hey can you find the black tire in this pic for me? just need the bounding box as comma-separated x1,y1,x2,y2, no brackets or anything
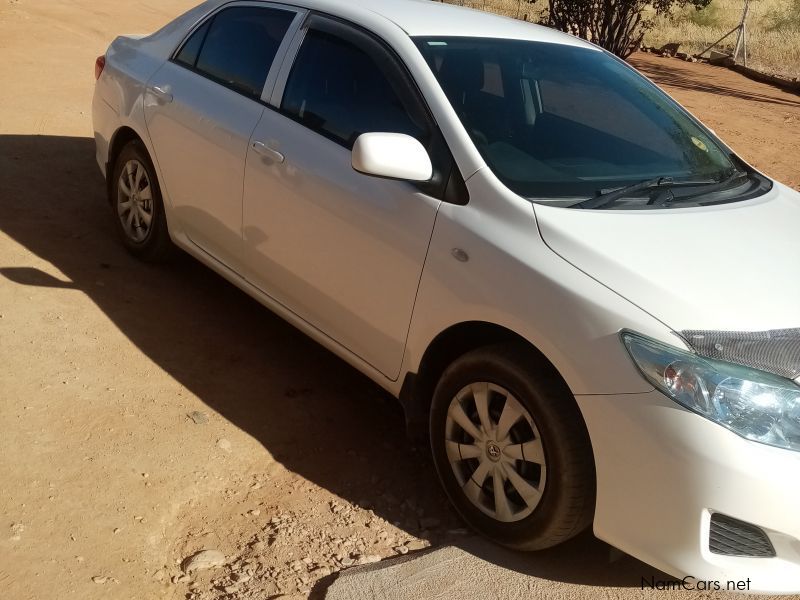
429,343,595,550
110,139,172,262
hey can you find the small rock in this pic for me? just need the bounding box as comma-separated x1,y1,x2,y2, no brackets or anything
181,549,226,573
217,438,232,453
404,539,428,551
91,576,107,584
361,554,381,564
393,546,409,555
248,509,261,517
9,523,24,541
312,566,332,577
188,411,208,425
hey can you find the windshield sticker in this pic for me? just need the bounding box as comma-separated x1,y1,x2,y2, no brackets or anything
691,136,709,152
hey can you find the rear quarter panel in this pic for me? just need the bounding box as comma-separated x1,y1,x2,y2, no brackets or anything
92,1,222,178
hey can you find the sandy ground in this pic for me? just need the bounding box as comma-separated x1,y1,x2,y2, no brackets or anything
1,2,799,600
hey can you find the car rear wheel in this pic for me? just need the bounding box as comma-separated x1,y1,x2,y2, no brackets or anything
429,344,595,550
111,140,171,261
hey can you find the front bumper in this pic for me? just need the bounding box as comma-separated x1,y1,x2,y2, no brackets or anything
577,389,800,594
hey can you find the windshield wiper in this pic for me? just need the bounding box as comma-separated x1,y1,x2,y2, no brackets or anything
571,177,682,210
651,168,749,207
570,171,746,210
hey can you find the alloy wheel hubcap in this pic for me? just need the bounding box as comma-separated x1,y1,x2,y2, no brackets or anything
485,441,502,462
117,159,153,243
445,382,547,522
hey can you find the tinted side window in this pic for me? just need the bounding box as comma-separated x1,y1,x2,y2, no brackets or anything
281,24,428,148
175,20,210,68
192,6,295,99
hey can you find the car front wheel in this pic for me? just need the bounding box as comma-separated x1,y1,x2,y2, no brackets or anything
429,344,595,550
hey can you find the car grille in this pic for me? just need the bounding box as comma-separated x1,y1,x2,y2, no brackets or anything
709,513,775,558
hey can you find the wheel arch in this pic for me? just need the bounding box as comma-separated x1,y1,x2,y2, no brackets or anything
400,321,572,438
106,126,146,202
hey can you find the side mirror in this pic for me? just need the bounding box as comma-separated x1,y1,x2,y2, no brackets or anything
352,133,433,182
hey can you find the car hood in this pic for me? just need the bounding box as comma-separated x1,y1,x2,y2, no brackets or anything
534,183,800,334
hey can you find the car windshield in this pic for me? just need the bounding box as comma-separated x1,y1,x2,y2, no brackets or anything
415,37,752,208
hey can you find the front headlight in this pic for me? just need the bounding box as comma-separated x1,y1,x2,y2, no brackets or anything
622,332,800,452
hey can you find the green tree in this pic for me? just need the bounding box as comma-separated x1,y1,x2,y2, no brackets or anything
545,0,712,58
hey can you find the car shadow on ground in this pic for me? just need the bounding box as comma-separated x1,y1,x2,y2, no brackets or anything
0,134,670,589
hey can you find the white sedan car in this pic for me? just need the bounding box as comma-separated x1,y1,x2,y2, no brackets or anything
92,0,800,591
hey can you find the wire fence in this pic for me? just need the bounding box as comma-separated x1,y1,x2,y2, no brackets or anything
438,0,800,78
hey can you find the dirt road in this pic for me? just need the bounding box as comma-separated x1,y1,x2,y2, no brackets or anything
1,2,799,600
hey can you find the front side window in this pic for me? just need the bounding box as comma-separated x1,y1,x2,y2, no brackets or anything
176,6,295,99
416,37,766,209
281,19,429,149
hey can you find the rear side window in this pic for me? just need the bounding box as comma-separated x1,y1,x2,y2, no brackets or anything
176,6,295,99
280,20,429,148
175,20,210,68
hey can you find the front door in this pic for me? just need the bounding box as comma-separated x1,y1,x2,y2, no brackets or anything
242,15,448,379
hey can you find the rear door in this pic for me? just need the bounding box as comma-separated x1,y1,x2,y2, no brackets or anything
144,3,303,272
241,15,454,379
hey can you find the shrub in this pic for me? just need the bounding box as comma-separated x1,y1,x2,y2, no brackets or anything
686,2,721,26
545,0,713,57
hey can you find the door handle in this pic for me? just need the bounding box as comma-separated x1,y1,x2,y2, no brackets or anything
149,85,173,104
252,141,285,164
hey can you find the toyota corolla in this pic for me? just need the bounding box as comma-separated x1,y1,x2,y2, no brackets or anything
92,0,800,591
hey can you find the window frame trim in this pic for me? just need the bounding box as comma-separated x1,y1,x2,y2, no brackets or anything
271,13,434,150
268,11,464,201
169,1,308,105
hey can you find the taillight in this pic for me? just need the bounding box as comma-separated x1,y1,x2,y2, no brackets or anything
95,55,106,80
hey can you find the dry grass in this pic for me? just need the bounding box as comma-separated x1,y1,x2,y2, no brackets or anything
439,0,544,20
646,0,800,77
440,0,800,77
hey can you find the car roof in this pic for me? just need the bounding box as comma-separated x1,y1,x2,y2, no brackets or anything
338,0,590,45
201,0,594,48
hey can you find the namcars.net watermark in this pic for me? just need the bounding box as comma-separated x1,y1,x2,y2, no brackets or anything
642,576,752,592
